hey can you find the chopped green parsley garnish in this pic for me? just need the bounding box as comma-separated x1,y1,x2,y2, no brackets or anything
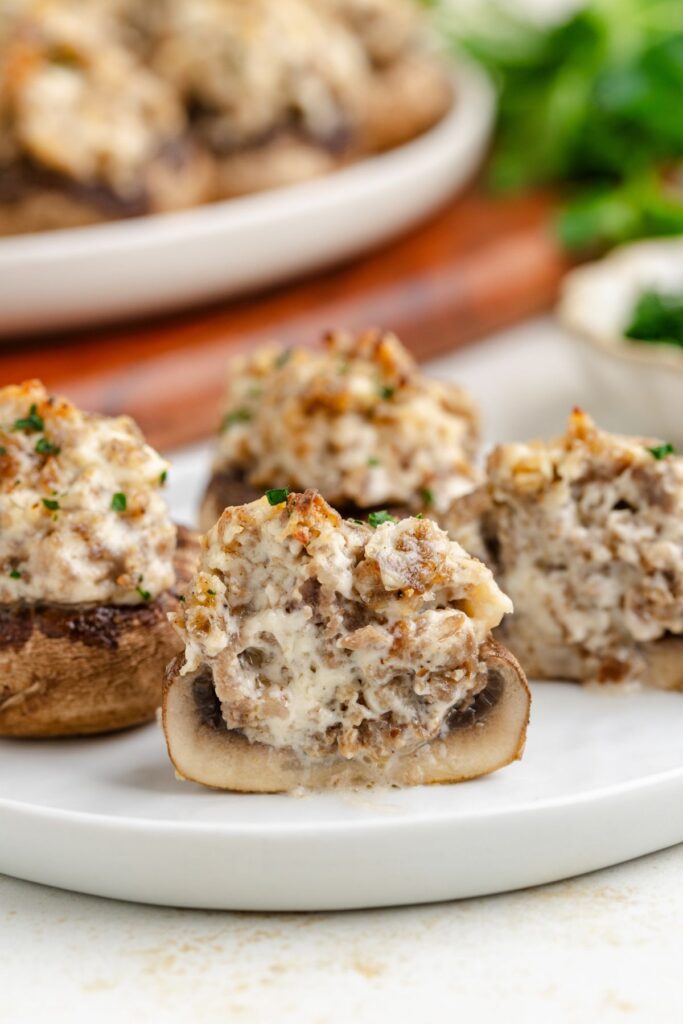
136,585,151,602
350,518,364,526
377,385,395,400
13,404,44,433
646,443,677,460
367,456,381,466
0,446,6,456
41,498,59,511
9,569,21,579
159,470,167,485
111,492,127,512
420,488,434,506
35,437,60,456
207,589,216,596
275,349,292,369
265,487,290,506
368,510,397,528
414,513,424,519
220,408,252,432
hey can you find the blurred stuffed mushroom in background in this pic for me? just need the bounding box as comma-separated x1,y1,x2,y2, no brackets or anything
200,329,481,532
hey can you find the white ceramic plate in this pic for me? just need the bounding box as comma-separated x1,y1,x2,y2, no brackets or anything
0,60,493,337
1,327,682,911
1,684,682,911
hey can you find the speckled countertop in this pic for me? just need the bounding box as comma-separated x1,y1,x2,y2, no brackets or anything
3,845,682,1022
2,318,680,1021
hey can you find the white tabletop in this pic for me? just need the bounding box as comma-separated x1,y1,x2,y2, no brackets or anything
3,317,680,1022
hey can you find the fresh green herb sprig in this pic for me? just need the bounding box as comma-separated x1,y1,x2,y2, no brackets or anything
13,404,44,433
265,487,290,506
368,510,397,528
41,498,60,511
438,0,683,252
647,442,677,460
111,492,127,512
35,437,60,456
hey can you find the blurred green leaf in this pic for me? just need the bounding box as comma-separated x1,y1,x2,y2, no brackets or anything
432,0,683,251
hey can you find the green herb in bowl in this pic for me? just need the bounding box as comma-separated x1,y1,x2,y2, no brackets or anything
625,290,683,347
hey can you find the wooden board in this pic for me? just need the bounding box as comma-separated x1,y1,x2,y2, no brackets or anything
0,187,569,450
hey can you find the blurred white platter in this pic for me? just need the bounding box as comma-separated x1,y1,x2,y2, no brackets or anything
0,60,493,338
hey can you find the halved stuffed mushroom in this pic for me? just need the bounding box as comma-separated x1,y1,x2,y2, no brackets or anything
0,380,198,736
447,410,683,690
200,329,480,531
164,490,529,791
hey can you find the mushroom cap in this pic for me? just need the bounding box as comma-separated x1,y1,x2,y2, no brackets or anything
0,525,200,737
162,638,530,792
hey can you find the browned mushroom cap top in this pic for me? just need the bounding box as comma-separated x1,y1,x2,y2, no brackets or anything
170,490,513,764
211,329,480,515
0,379,175,606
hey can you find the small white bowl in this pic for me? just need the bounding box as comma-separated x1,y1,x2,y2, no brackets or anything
558,239,683,445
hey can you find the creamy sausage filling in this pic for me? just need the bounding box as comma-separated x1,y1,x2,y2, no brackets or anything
172,491,512,764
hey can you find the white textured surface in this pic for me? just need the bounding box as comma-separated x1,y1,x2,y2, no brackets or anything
2,318,680,1016
2,847,682,1023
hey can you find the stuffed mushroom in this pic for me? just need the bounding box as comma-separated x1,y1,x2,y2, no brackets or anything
0,0,212,235
448,410,683,690
200,329,480,531
146,0,452,198
163,489,529,791
0,380,198,736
